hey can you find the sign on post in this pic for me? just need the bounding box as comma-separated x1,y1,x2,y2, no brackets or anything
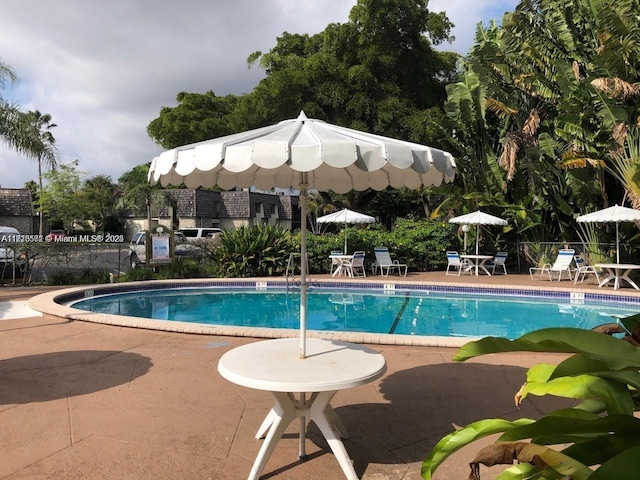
147,226,174,266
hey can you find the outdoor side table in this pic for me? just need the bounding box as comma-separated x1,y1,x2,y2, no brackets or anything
460,254,493,276
595,263,640,290
218,338,387,480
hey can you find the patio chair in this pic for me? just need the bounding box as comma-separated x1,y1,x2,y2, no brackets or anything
371,247,408,277
484,252,508,275
343,251,366,277
573,255,601,285
529,248,575,281
446,251,472,276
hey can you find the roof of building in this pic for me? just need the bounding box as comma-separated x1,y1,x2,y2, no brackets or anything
0,188,34,216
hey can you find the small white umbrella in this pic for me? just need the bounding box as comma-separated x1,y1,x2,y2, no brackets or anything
149,111,456,358
576,204,640,263
316,208,376,254
449,210,508,255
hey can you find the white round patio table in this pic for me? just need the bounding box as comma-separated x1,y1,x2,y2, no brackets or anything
595,263,640,290
218,337,387,480
460,254,494,276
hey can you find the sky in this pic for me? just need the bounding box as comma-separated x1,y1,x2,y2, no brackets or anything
0,0,518,189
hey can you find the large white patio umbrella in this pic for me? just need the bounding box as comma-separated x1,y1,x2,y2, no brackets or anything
316,208,376,254
576,204,640,263
449,210,508,255
149,111,456,358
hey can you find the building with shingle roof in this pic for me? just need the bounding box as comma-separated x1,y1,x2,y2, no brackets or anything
0,188,37,233
124,189,300,238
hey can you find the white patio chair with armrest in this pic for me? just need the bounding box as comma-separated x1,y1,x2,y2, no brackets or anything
372,247,408,277
529,248,575,281
446,251,472,276
484,252,508,275
342,251,366,277
573,255,601,285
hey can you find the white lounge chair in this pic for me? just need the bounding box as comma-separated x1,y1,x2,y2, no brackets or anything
446,251,472,276
485,252,508,275
529,249,575,281
372,247,408,277
573,255,601,284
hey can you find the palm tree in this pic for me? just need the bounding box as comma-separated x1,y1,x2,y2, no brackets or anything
21,110,58,235
0,60,25,154
117,164,175,232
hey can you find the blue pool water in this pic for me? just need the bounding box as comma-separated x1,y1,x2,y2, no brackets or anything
70,287,640,339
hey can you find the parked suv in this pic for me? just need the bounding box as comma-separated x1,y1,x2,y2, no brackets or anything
177,227,223,243
129,231,199,268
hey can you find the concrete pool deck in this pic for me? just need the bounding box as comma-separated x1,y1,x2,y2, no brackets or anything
0,272,637,479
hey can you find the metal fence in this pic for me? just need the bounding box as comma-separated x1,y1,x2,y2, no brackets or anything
1,242,132,285
516,241,621,273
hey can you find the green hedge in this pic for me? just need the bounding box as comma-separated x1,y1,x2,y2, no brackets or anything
305,218,457,274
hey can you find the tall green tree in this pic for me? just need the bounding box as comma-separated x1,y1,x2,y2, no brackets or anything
39,160,84,233
21,110,58,235
487,0,640,204
0,60,23,152
146,91,240,149
442,0,640,249
82,175,117,232
117,164,175,232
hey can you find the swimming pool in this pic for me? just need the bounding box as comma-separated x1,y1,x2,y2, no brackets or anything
68,284,640,340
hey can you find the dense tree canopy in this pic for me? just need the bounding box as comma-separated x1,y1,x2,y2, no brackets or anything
440,0,640,250
144,0,640,257
147,0,458,150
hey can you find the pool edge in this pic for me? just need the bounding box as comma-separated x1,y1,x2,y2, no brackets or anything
28,277,640,348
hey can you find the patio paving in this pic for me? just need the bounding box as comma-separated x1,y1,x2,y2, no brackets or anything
0,272,636,479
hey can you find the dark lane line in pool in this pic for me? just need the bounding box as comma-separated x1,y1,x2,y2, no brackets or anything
388,293,411,334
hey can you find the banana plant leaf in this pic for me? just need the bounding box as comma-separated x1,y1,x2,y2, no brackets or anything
421,418,535,479
454,328,640,371
563,432,640,467
500,413,640,442
517,374,634,415
589,446,640,480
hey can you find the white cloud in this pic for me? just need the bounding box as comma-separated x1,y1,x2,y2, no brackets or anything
0,0,517,189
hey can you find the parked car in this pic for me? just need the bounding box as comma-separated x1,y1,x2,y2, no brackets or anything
48,230,66,241
177,227,223,243
129,231,200,268
0,226,19,263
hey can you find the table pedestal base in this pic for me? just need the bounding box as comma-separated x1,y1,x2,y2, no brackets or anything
249,390,357,480
598,272,640,290
596,264,640,290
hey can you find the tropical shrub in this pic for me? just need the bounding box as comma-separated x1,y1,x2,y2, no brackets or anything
213,224,295,277
156,259,213,279
306,218,457,274
47,268,111,285
120,266,155,282
422,315,640,479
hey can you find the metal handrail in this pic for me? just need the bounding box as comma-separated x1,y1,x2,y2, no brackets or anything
285,253,295,291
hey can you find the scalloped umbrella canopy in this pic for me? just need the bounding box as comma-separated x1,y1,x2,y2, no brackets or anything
316,208,376,254
149,111,456,358
449,210,508,255
576,204,640,263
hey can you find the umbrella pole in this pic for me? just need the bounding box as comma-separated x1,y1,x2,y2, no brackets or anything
298,182,309,460
616,222,620,264
475,225,479,255
344,218,348,254
299,184,308,360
